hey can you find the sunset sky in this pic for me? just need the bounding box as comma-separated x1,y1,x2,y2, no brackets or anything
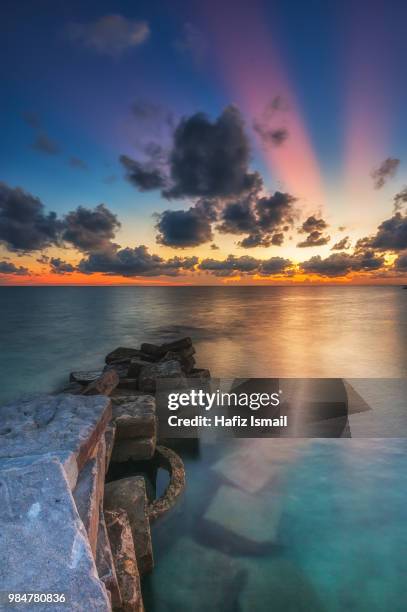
1,0,407,284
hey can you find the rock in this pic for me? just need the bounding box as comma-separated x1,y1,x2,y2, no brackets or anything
111,438,155,462
70,370,103,385
73,439,106,557
103,362,129,379
138,359,187,393
204,485,282,545
104,425,116,471
96,505,122,609
140,342,166,360
117,378,139,391
0,457,111,611
160,350,196,374
148,446,186,522
105,509,144,612
82,369,119,396
104,477,153,575
146,536,244,612
112,395,156,439
189,368,211,380
127,358,154,379
105,347,142,364
0,394,112,478
161,336,193,352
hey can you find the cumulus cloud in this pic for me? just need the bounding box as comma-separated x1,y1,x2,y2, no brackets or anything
199,254,292,277
357,212,407,252
395,251,407,271
331,236,351,250
164,106,261,199
297,215,330,248
120,154,167,191
49,257,76,274
0,260,30,275
66,14,150,57
300,251,385,277
370,157,400,189
32,133,60,155
393,187,407,212
298,231,330,248
78,245,197,277
0,182,60,252
61,204,121,253
253,122,288,147
155,200,217,248
218,191,297,248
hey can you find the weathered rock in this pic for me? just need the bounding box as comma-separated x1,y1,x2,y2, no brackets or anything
160,350,196,374
104,477,153,575
73,439,106,557
105,347,141,364
70,370,103,384
140,342,166,360
104,424,116,471
138,359,187,393
204,485,282,545
161,336,193,352
105,509,144,612
111,437,155,462
96,504,122,609
112,395,156,439
82,368,119,396
0,457,111,611
103,362,129,379
148,446,186,522
117,378,139,390
0,394,112,478
127,358,154,379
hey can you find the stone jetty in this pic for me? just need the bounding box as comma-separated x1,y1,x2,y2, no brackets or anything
0,337,202,611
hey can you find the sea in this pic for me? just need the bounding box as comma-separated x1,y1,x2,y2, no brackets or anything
0,285,406,611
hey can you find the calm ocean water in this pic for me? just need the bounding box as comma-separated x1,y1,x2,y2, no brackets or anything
1,286,406,611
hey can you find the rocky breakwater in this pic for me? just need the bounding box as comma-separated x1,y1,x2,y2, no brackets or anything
0,337,205,611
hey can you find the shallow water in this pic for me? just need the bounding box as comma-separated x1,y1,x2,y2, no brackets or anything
0,286,406,611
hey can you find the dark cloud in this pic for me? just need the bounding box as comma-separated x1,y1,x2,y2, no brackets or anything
0,182,60,252
331,236,351,250
298,231,331,248
210,243,220,250
370,157,400,189
218,191,297,248
164,106,261,199
69,157,88,170
66,15,150,57
155,200,217,248
22,112,41,128
395,252,407,271
253,96,289,148
253,122,288,147
0,261,30,276
393,187,407,212
78,245,197,277
36,254,49,264
120,154,167,191
300,216,328,233
199,254,292,277
49,257,76,274
297,215,330,247
61,204,121,253
32,133,60,155
358,212,407,251
300,251,385,277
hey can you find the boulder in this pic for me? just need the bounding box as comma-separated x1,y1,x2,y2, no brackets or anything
138,359,187,393
104,425,116,471
111,437,155,462
73,438,106,557
103,362,129,379
0,394,112,478
140,342,166,360
160,350,196,374
0,457,111,611
105,347,142,364
105,509,144,612
112,395,156,440
96,505,122,609
82,369,119,396
127,358,154,379
161,336,193,352
117,378,139,391
70,370,103,384
104,477,153,575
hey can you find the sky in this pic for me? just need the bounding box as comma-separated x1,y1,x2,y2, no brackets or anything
1,0,407,285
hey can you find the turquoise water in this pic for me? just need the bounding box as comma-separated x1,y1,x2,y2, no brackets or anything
0,286,406,611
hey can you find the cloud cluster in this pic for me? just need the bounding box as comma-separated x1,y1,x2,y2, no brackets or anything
331,236,351,250
370,158,400,189
300,251,384,277
297,216,330,248
199,255,292,277
66,15,150,57
0,261,30,276
155,200,218,247
253,97,289,148
78,245,197,277
120,154,167,191
49,258,76,275
357,212,407,252
61,204,121,254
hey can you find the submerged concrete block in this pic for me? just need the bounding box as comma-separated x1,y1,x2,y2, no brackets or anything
0,457,110,611
112,395,156,439
111,438,155,462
